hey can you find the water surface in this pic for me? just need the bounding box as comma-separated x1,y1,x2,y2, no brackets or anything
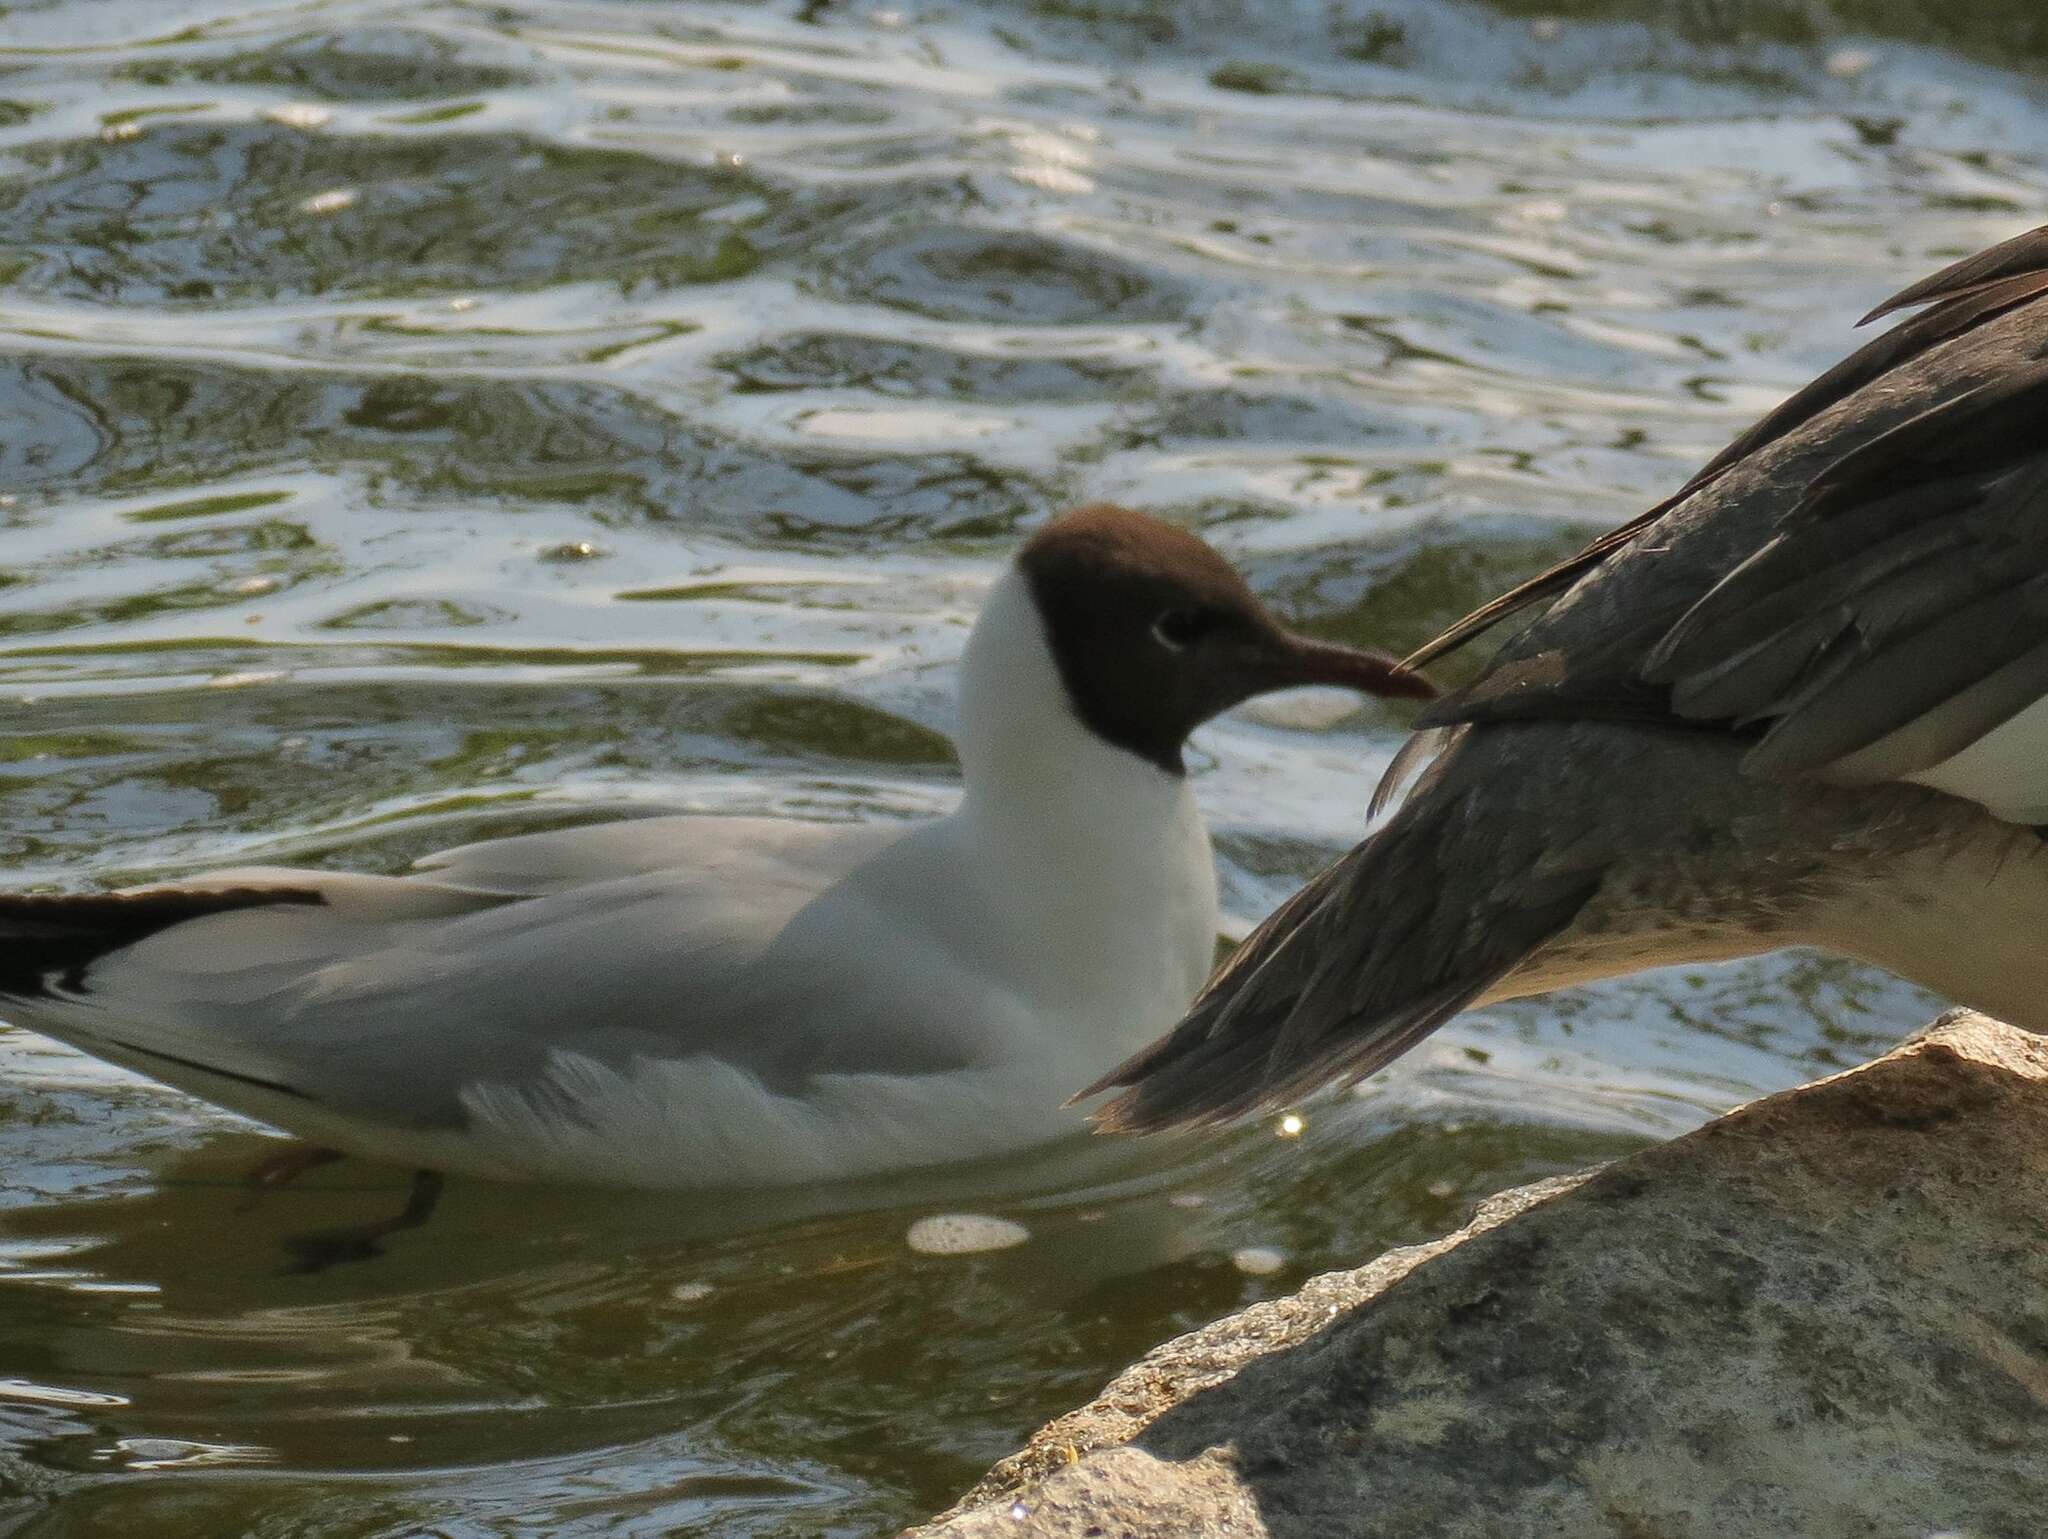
0,1,2040,1533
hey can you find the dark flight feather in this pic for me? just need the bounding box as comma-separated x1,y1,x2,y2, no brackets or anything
1103,225,2048,1131
0,887,324,1000
1401,230,2048,675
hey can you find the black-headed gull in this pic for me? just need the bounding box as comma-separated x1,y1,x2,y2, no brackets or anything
0,505,1430,1194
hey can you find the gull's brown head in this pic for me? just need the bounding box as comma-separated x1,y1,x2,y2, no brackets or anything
1014,504,1435,774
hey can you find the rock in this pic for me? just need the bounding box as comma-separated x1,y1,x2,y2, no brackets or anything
913,1011,2048,1538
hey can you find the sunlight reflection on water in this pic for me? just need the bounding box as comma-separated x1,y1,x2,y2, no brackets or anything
0,0,2035,1530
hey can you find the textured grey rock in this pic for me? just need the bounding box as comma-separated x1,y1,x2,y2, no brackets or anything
914,1011,2048,1539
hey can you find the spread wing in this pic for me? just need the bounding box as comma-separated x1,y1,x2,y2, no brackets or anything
1091,223,2048,1132
1403,223,2048,677
1401,222,2048,818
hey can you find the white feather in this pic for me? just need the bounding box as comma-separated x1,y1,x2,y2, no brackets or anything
1904,693,2048,823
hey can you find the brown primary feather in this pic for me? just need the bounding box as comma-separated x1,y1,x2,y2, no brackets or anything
1401,227,2048,676
1088,728,1604,1131
1858,222,2048,323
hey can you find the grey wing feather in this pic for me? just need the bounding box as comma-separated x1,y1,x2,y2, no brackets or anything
412,813,893,895
1416,255,2048,761
1367,726,1454,818
6,815,944,1130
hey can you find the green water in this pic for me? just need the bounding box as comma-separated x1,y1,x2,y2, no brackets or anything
0,0,2034,1532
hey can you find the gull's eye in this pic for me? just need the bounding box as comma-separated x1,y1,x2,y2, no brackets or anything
1152,608,1213,652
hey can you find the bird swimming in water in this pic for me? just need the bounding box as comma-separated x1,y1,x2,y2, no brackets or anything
0,506,1430,1215
1087,223,2048,1132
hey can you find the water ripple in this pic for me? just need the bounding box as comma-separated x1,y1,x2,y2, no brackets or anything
0,0,2038,1531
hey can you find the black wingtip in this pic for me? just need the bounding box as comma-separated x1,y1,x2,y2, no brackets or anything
0,885,324,999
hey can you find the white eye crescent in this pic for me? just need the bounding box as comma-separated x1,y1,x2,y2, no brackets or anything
1152,609,1204,651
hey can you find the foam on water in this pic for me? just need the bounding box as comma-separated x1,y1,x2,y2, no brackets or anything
906,1214,1033,1256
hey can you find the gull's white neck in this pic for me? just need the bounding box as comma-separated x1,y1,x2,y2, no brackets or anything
956,570,1191,833
943,568,1219,1053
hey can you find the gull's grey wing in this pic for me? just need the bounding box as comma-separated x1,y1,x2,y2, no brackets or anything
411,812,896,895
2,813,968,1132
